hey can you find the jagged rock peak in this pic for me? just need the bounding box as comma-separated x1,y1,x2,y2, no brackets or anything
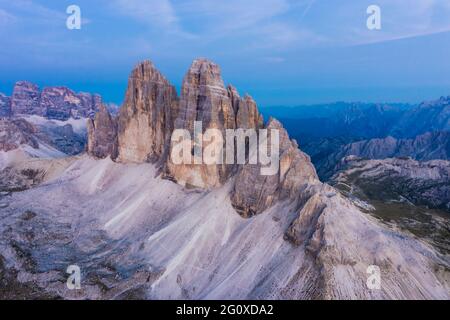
185,58,225,88
167,59,235,188
9,81,102,120
117,60,178,163
87,104,118,159
128,60,171,85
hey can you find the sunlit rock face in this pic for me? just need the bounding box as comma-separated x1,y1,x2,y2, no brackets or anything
117,61,178,163
87,104,118,159
165,59,236,188
166,59,267,189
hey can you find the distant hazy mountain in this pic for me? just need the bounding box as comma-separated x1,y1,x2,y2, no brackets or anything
261,102,410,140
391,96,450,138
316,131,450,180
264,97,450,180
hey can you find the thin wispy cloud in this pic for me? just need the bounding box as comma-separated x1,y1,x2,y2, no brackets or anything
0,8,16,26
114,0,178,27
1,0,449,105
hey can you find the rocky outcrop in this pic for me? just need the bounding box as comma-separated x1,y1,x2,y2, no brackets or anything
40,124,85,156
236,95,264,129
8,81,102,120
42,87,101,121
11,81,43,116
117,61,178,163
331,156,450,212
166,59,266,188
0,118,38,152
231,118,318,217
166,59,236,188
87,105,118,159
0,93,11,118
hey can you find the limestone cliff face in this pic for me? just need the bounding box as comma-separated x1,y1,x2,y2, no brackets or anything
87,104,118,159
166,59,237,188
117,61,178,163
42,87,101,121
165,59,267,188
231,118,319,217
236,94,264,129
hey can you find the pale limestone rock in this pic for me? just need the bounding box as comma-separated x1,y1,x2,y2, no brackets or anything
117,60,178,163
167,59,236,188
235,95,264,129
231,118,318,217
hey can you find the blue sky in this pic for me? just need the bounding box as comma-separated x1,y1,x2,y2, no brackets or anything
1,0,450,106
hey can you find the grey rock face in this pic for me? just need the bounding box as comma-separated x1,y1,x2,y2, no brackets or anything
0,118,38,152
41,87,78,120
35,123,86,156
87,105,118,159
42,87,102,121
166,59,266,188
166,59,236,188
9,81,102,120
76,92,102,119
117,61,178,163
231,118,318,217
11,81,42,116
0,93,11,118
